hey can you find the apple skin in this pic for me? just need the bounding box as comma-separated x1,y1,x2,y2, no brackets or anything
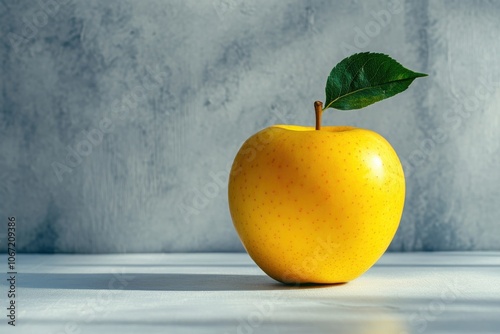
228,125,405,284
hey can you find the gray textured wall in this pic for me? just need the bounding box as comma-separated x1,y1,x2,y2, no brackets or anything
1,0,499,253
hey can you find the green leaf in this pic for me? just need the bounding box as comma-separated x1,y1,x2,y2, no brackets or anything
324,52,427,110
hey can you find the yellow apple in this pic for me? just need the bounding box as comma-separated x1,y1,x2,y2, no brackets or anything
228,123,405,284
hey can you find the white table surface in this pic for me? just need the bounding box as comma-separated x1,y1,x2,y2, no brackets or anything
1,252,499,334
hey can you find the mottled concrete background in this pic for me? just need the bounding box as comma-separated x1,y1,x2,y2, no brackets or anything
1,0,499,253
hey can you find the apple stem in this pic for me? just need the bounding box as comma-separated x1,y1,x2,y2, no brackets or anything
314,101,323,130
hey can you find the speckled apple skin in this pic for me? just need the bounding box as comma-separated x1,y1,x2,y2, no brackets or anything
228,125,405,284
